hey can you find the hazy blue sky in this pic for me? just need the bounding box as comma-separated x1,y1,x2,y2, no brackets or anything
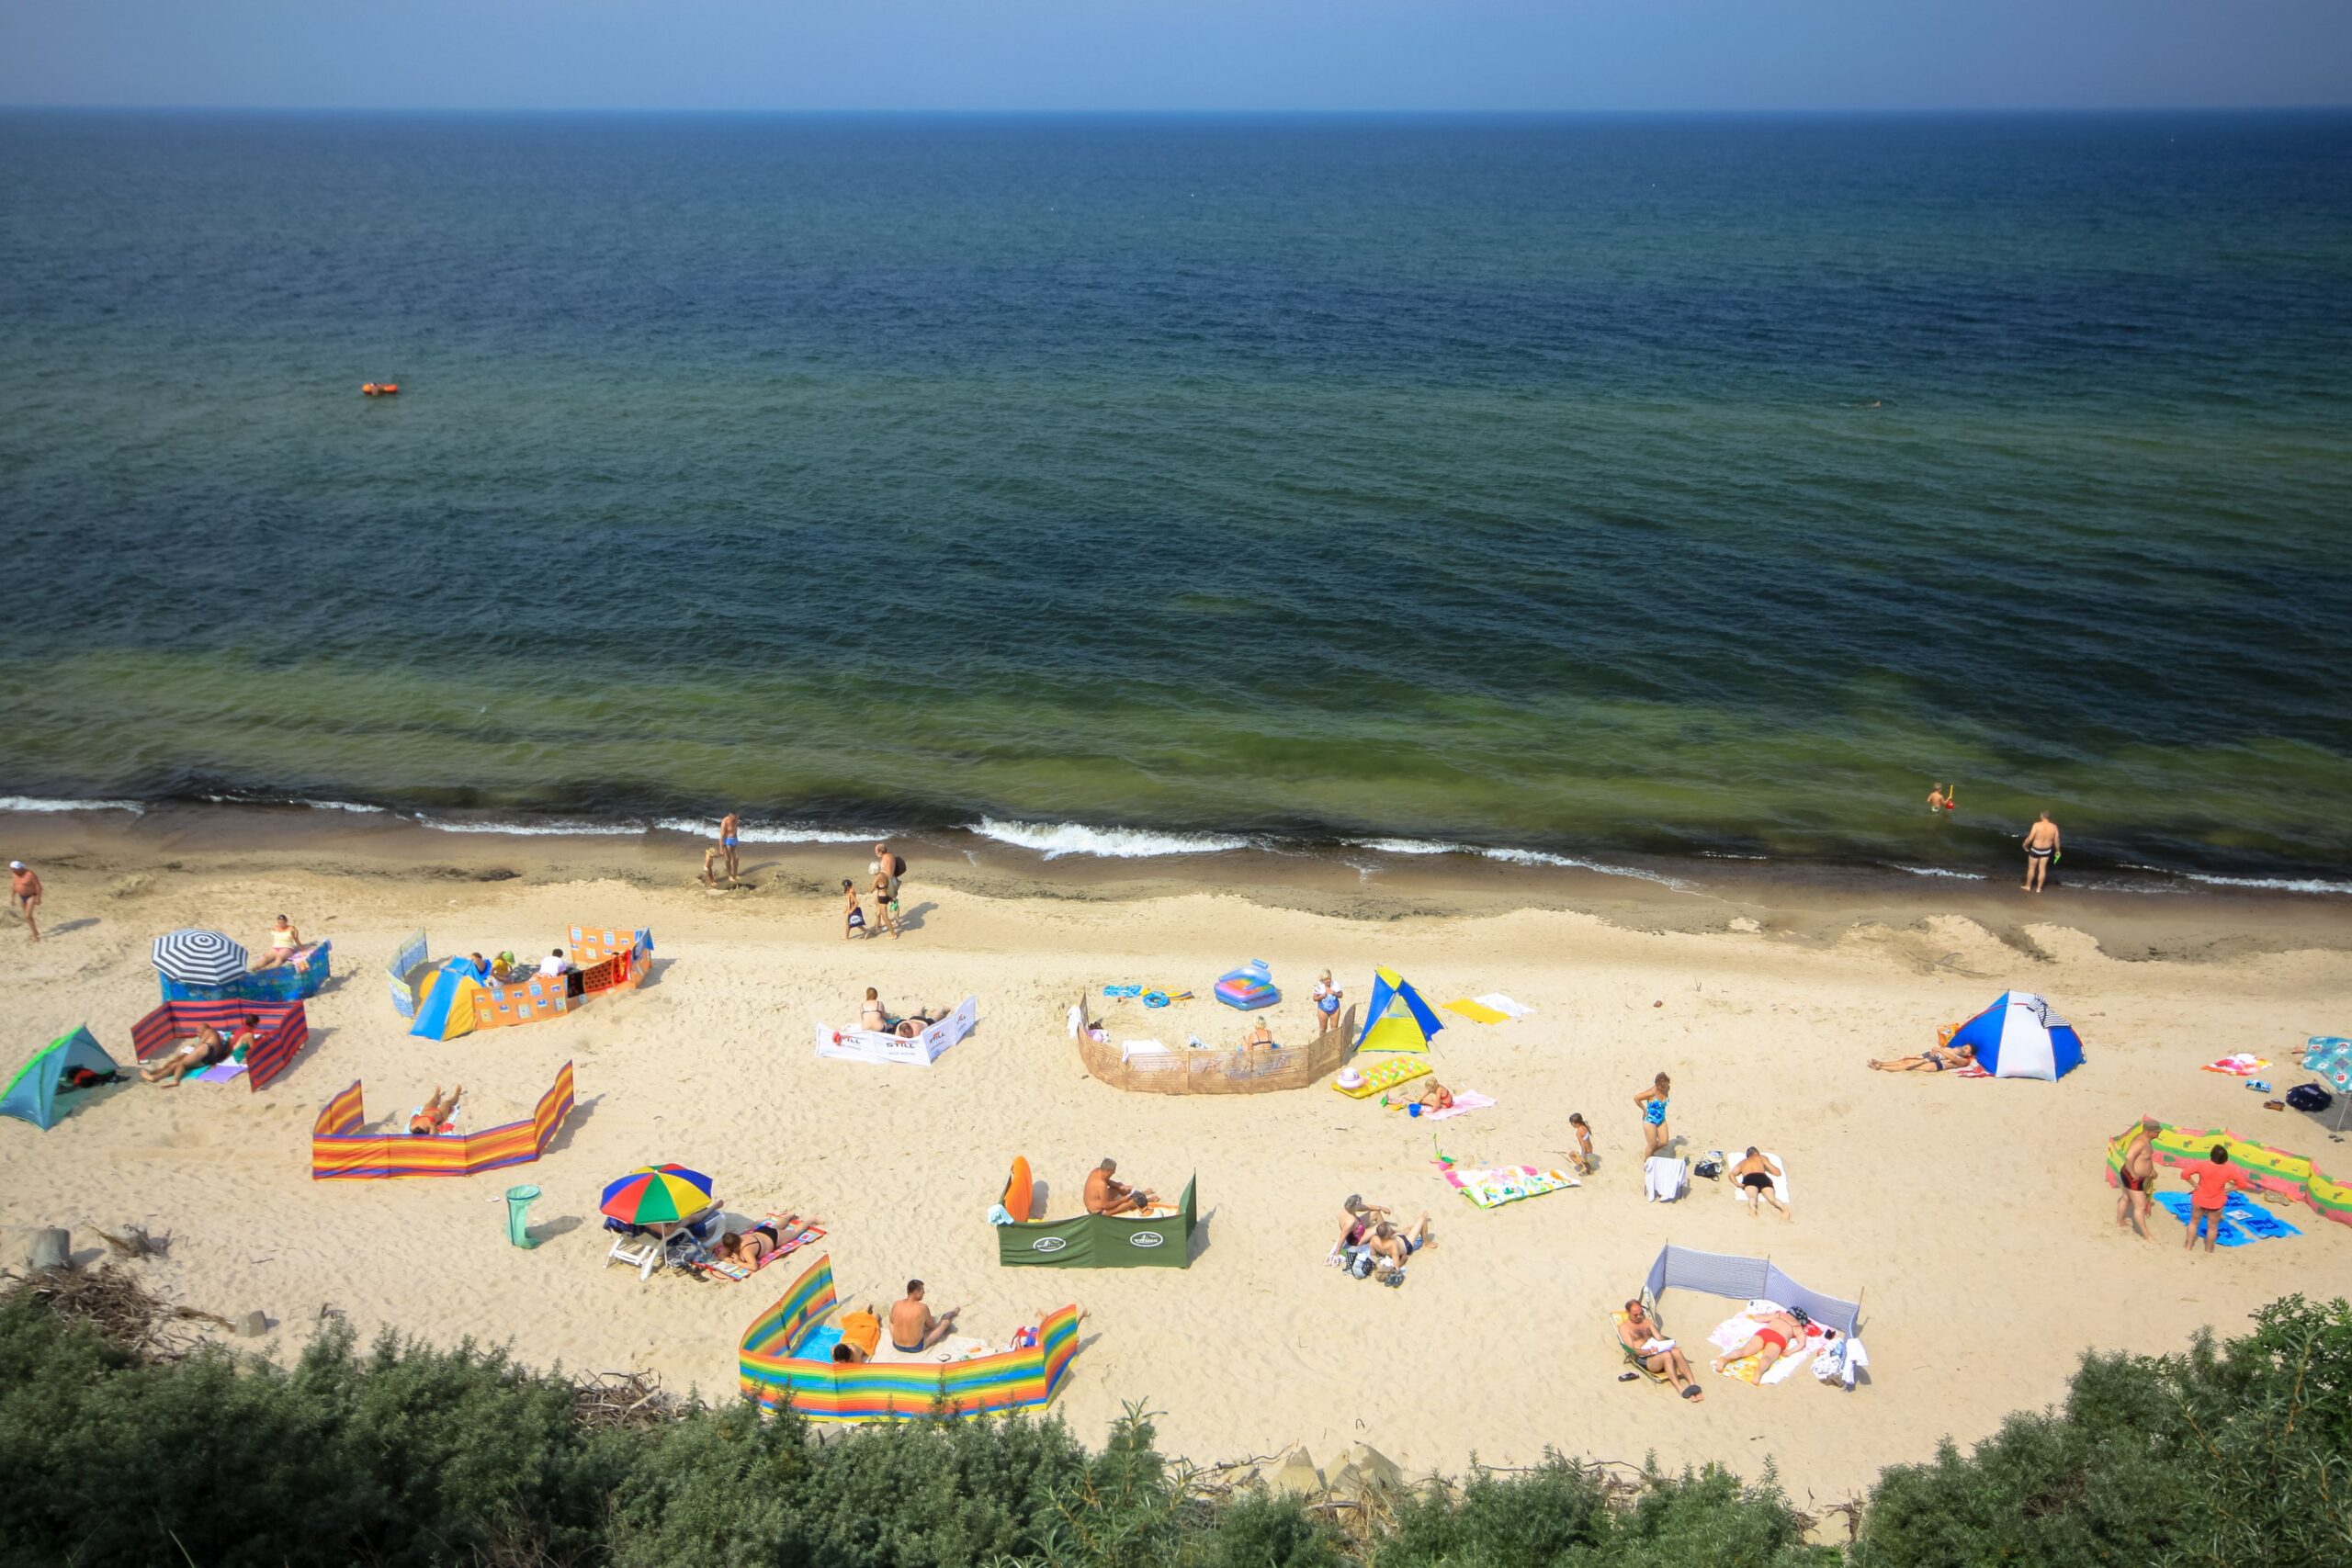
5,1,2349,113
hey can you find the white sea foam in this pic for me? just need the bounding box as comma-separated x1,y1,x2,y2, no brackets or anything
1345,837,1463,855
969,818,1252,859
653,818,887,845
1887,864,1988,881
413,816,647,838
2177,872,2352,897
1474,847,1695,890
297,798,387,814
0,795,144,815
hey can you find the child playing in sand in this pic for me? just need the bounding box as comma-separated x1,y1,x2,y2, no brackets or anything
1566,1111,1597,1175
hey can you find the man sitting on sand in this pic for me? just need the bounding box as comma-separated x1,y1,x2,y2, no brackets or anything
888,1280,958,1354
409,1084,463,1136
2115,1116,2161,1239
1617,1300,1702,1402
1731,1148,1790,1219
1084,1157,1158,1215
141,1024,230,1086
1366,1215,1430,1272
833,1304,883,1363
1868,1043,1973,1073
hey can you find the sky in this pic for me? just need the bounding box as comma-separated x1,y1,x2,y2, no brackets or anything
4,1,2349,114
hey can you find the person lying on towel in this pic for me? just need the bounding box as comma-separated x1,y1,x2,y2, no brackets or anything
1367,1215,1430,1270
408,1083,462,1136
714,1213,808,1268
832,1305,883,1363
1084,1157,1159,1215
1867,1043,1973,1073
141,1025,231,1087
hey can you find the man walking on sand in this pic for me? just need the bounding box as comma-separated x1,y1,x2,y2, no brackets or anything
2021,812,2061,893
8,861,39,942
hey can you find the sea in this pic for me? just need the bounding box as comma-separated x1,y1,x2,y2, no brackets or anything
3,110,2348,890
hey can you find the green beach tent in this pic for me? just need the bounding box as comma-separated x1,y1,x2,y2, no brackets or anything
2,1027,121,1130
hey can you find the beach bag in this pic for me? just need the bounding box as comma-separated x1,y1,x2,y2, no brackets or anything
1692,1152,1724,1181
2286,1082,2333,1113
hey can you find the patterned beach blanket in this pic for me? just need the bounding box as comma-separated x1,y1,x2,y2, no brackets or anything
1433,1157,1578,1208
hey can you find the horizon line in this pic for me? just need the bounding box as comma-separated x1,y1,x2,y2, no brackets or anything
5,102,2349,118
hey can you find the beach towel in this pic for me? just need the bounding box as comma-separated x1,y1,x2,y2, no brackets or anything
2200,1055,2270,1077
874,1333,989,1366
798,1325,844,1360
1432,1155,1578,1208
197,1060,249,1084
1421,1089,1496,1122
1442,998,1510,1026
2151,1191,2301,1246
1102,985,1143,998
1121,1040,1170,1062
694,1218,825,1281
1644,1156,1688,1202
1474,994,1532,1019
1952,1064,1992,1078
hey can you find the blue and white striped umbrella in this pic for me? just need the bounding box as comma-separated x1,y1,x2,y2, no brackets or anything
151,928,250,986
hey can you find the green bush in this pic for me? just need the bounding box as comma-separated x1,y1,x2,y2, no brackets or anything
0,1276,2343,1567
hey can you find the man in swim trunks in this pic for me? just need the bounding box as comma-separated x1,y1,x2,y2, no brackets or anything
8,861,40,943
2022,811,2061,893
2115,1117,2161,1239
718,813,741,881
1084,1157,1157,1215
141,1025,230,1086
1731,1147,1790,1220
1867,1043,1973,1073
1617,1300,1702,1402
888,1280,958,1354
1366,1215,1430,1271
1713,1309,1804,1376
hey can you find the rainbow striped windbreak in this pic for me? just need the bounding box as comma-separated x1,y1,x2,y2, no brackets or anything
2107,1120,2352,1227
311,1061,575,1179
130,1000,309,1091
738,1255,1080,1422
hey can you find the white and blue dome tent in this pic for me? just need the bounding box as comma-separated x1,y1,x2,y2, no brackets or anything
1949,991,2084,1082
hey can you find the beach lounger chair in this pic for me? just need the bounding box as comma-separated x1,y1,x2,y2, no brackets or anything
603,1205,722,1281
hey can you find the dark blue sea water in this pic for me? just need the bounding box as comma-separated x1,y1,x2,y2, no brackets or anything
3,111,2349,886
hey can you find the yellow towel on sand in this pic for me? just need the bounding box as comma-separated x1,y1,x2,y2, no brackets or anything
1442,998,1510,1025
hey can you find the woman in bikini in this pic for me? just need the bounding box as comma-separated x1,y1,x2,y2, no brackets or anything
1713,1309,1805,1377
842,879,866,940
409,1084,463,1135
250,914,304,970
714,1213,807,1268
871,868,900,939
1868,1043,1974,1073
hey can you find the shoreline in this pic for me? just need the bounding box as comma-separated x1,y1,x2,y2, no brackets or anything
7,800,2351,967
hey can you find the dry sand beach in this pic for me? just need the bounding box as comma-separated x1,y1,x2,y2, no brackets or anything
3,808,2347,1515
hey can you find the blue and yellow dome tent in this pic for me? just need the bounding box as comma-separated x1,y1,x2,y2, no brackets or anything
409,958,492,1041
3,1027,120,1130
1354,966,1445,1055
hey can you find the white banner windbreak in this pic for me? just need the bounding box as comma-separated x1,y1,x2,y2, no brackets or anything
813,996,978,1067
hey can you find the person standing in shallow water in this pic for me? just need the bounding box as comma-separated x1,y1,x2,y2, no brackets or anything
2022,812,2061,893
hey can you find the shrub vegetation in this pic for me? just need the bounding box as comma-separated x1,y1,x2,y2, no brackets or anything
0,1275,2339,1566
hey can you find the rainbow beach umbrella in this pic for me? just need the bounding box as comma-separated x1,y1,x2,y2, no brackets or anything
600,1163,714,1225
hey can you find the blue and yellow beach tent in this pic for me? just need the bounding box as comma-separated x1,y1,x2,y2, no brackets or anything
2,1027,120,1130
1354,966,1445,1055
409,958,491,1041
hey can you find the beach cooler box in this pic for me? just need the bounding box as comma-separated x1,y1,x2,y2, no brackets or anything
1215,962,1279,1011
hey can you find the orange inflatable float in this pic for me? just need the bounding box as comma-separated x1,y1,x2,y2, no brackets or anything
360,382,400,396
1001,1156,1035,1222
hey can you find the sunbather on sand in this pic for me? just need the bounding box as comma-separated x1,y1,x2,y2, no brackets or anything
409,1084,463,1135
1713,1310,1804,1376
1618,1300,1702,1402
714,1213,806,1267
1240,1020,1275,1051
1416,1080,1454,1112
1868,1043,1973,1073
888,1280,958,1353
248,914,303,969
1731,1148,1790,1219
894,1006,948,1039
1084,1157,1158,1215
859,987,889,1032
1331,1194,1390,1260
1367,1215,1430,1269
141,1025,229,1086
833,1304,883,1363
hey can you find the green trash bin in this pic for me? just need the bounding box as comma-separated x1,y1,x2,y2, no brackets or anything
504,1185,542,1249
